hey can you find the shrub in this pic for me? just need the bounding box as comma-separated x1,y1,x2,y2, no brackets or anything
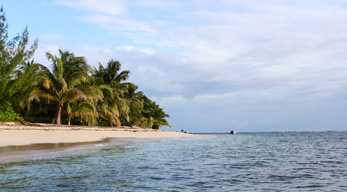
98,120,109,127
0,101,22,122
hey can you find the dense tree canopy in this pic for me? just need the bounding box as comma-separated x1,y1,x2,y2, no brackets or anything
0,7,171,129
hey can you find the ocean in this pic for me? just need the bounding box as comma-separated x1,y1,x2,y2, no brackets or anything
1,131,347,191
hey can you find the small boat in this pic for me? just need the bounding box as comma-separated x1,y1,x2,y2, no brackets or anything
229,130,236,134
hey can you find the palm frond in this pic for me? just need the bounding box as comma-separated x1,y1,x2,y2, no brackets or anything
29,89,55,102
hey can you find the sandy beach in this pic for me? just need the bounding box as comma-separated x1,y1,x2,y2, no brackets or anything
0,124,195,147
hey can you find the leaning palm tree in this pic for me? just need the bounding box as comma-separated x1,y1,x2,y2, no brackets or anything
148,102,172,129
29,49,91,125
137,98,172,129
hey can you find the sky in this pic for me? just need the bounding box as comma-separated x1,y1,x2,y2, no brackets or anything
2,0,347,132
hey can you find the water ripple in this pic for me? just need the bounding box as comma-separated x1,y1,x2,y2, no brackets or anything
1,131,347,191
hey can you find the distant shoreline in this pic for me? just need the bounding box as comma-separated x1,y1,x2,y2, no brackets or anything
0,124,196,148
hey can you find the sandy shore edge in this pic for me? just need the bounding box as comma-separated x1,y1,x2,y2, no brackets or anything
0,124,196,147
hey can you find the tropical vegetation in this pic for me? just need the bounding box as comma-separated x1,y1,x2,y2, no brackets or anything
0,7,171,129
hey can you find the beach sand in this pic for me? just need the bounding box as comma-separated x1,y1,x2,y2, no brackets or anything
0,124,195,147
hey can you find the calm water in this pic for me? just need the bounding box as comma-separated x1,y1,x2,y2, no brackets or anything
1,131,347,191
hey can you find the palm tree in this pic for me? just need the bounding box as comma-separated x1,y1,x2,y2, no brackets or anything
138,98,172,129
92,60,134,126
29,49,91,125
150,103,172,129
12,59,46,115
123,84,145,126
64,98,98,126
94,60,131,90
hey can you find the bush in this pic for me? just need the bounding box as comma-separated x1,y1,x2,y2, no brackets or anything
0,101,22,122
98,120,109,127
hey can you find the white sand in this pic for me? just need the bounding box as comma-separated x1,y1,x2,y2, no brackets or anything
0,125,195,147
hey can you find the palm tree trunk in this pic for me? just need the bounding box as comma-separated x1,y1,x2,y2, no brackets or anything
56,104,62,125
68,117,71,126
51,117,56,124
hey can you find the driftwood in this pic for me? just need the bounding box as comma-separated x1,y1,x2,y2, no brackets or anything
15,118,42,126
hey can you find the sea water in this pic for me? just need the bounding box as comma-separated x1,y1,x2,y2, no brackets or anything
1,131,347,191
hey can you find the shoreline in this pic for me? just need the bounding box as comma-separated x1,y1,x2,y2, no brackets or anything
0,124,196,147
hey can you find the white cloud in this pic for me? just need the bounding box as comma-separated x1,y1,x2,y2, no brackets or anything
40,34,66,42
80,14,155,33
116,46,156,55
54,0,125,16
194,92,241,101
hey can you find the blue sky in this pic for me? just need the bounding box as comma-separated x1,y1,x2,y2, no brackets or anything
2,0,347,132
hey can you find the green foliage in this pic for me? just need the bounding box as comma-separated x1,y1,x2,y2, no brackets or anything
29,49,91,125
23,117,51,123
90,60,133,127
0,101,22,121
130,96,171,129
98,120,109,127
0,7,39,103
143,98,172,129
